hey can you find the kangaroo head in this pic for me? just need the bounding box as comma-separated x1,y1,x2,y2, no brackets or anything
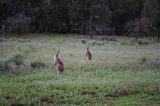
87,47,89,51
56,50,60,57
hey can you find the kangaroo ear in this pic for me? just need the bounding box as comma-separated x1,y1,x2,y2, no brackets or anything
57,50,60,53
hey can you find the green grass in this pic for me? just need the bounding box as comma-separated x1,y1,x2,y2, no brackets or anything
0,33,160,105
0,37,31,42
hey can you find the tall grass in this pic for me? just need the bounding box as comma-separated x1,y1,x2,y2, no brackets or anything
0,46,31,72
0,34,160,105
0,37,31,42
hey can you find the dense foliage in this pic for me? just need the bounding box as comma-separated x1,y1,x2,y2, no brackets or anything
0,0,160,37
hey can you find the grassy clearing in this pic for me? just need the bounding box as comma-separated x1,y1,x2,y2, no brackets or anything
0,34,160,105
0,37,31,42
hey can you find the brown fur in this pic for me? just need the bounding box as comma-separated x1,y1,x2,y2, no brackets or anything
54,50,64,74
54,50,59,65
86,47,92,60
54,50,63,65
56,58,63,65
56,63,64,74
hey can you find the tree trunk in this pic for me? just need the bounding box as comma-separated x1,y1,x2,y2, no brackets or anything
18,33,21,38
40,23,43,32
4,34,7,38
45,26,48,33
69,19,72,33
158,30,160,42
80,22,83,35
89,16,93,39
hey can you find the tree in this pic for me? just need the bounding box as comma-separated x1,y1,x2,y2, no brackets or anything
3,12,31,37
134,17,152,37
110,0,143,35
75,0,112,38
124,20,135,36
142,0,160,41
0,0,159,38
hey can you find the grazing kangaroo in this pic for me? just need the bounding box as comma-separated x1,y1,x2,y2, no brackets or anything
86,47,92,60
54,50,64,75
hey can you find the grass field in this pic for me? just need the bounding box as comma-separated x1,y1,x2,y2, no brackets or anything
0,33,160,106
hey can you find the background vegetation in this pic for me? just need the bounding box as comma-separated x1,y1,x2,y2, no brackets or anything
0,0,160,39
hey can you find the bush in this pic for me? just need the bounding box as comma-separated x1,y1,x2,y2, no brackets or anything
81,40,86,44
129,38,150,45
0,46,31,72
90,40,107,46
0,59,6,71
137,39,150,45
7,52,24,65
0,52,24,71
139,57,147,64
128,38,137,45
31,61,47,69
68,52,74,57
5,62,18,73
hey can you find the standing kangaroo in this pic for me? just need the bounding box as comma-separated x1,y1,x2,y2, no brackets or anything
86,47,92,60
54,50,64,74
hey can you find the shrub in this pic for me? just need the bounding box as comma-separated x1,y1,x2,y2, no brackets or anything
0,46,31,72
137,39,150,45
81,40,86,44
118,41,128,45
7,52,24,65
68,52,74,57
5,62,18,73
0,59,6,71
90,40,107,46
139,57,147,64
129,38,150,45
0,51,24,72
129,38,137,45
31,61,47,69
